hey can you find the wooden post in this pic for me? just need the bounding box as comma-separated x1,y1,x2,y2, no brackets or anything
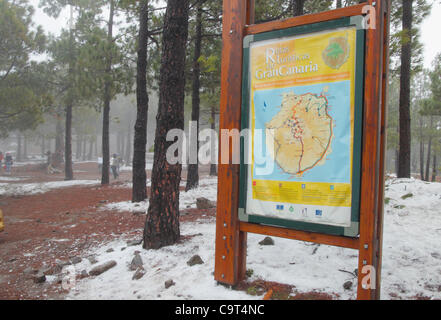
357,0,389,300
214,0,254,286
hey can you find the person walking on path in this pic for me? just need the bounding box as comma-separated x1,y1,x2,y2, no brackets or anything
111,154,119,179
5,153,13,175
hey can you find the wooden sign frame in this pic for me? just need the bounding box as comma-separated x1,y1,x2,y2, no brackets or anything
215,0,390,300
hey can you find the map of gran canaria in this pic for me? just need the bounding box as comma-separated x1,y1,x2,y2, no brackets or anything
265,91,334,176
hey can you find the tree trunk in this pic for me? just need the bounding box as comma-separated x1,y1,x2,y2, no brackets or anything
143,0,190,250
65,5,74,181
88,138,93,160
125,121,132,166
55,117,64,152
94,135,98,157
119,131,126,159
101,0,115,185
82,136,87,161
186,1,203,192
210,104,217,176
76,135,81,160
65,103,73,180
17,134,22,162
419,116,425,180
425,116,433,182
132,0,150,202
23,135,28,160
336,0,342,8
116,131,121,155
41,135,45,157
432,154,437,182
293,0,305,16
398,0,413,178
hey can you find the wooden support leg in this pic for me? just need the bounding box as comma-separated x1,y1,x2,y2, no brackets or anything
214,0,253,286
357,0,389,300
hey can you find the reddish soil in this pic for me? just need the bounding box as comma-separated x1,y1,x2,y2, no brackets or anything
0,160,335,300
0,161,214,300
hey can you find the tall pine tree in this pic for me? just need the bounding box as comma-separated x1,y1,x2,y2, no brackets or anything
143,0,190,249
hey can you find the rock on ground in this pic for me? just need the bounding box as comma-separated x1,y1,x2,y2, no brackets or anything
89,261,117,276
132,268,145,281
130,254,144,271
196,198,216,210
33,272,46,284
259,237,275,246
187,255,204,266
165,279,176,289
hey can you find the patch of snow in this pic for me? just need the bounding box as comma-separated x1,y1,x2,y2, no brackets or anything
0,176,29,182
65,177,441,300
0,180,100,196
102,201,149,214
102,178,218,213
67,220,259,300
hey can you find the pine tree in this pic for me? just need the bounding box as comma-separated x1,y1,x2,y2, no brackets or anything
143,0,190,249
186,0,205,192
132,0,150,202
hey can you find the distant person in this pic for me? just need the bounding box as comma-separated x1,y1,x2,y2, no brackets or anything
45,151,52,165
98,156,103,173
111,154,119,179
0,152,3,172
5,153,13,175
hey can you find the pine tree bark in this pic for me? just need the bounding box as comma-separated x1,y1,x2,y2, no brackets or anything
76,135,81,160
65,8,75,181
143,0,190,250
55,114,64,168
336,0,342,8
117,132,121,156
82,136,87,161
125,120,132,166
101,0,115,185
186,2,203,192
23,135,27,160
88,138,93,160
425,116,433,182
65,102,73,180
132,0,150,202
398,0,413,178
432,154,437,182
41,135,45,157
293,0,305,16
17,134,22,162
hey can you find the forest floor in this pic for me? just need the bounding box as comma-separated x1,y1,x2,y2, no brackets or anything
0,160,441,300
0,161,217,299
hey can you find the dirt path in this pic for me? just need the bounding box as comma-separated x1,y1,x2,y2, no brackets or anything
0,161,214,300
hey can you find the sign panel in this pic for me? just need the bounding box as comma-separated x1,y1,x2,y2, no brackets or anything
240,17,365,236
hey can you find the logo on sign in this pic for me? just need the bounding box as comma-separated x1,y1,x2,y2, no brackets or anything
316,210,323,217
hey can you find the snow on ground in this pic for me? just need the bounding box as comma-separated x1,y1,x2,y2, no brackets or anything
102,177,218,212
0,176,29,182
0,180,100,196
66,177,441,300
102,201,149,214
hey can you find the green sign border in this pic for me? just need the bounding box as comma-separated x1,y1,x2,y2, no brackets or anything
239,16,365,237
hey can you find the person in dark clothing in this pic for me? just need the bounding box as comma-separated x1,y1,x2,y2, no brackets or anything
5,153,13,175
